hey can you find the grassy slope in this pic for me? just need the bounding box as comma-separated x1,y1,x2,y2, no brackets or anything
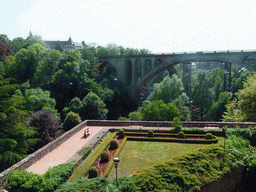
108,137,224,178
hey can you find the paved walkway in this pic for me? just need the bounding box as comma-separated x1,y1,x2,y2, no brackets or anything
26,126,103,174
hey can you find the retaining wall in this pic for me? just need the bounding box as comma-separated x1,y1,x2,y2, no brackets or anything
1,120,256,187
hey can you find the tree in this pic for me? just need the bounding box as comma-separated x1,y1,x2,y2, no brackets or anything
79,92,108,120
147,73,189,104
22,31,47,49
223,73,256,122
30,110,63,149
191,72,214,120
0,77,38,171
62,111,82,131
23,87,57,114
10,37,25,53
141,100,180,121
0,39,13,61
207,92,231,121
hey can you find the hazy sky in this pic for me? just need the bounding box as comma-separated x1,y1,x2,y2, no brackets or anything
1,0,256,53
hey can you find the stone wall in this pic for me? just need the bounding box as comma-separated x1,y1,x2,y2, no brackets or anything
86,120,256,128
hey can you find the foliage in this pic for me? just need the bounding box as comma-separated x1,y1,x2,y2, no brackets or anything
100,151,110,163
79,92,108,120
173,125,182,133
118,129,125,139
177,131,185,139
141,100,180,121
171,116,183,129
127,110,142,120
88,167,98,178
0,39,13,61
5,163,74,192
205,133,213,140
133,145,232,192
23,87,57,113
29,110,63,149
62,111,82,131
223,73,256,122
147,130,154,137
109,139,119,150
191,72,214,120
10,37,25,53
0,77,38,172
147,73,189,104
207,92,231,121
56,176,138,192
173,97,191,121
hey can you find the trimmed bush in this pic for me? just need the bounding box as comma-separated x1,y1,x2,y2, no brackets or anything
100,151,110,163
88,167,98,178
109,139,119,150
177,131,185,139
118,129,125,139
173,125,182,133
205,133,213,140
148,130,154,137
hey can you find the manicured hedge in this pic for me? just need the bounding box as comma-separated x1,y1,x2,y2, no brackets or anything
127,136,218,144
103,137,128,177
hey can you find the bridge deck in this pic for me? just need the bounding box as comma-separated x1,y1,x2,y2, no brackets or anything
26,126,103,174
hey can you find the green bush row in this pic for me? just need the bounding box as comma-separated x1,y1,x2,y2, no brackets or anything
125,131,216,138
103,137,128,177
126,136,218,144
5,163,75,192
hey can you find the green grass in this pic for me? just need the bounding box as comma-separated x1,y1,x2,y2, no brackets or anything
108,137,225,178
69,132,116,181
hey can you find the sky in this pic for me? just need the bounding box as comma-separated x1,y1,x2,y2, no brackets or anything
1,0,256,54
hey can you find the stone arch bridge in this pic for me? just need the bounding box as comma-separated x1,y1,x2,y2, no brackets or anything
98,50,256,99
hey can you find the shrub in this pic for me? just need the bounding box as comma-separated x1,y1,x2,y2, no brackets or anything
148,130,154,137
205,133,213,140
171,116,183,128
128,111,142,120
173,125,182,133
62,111,82,131
100,151,110,163
88,167,98,178
109,139,119,150
141,100,180,121
177,131,185,139
118,129,125,139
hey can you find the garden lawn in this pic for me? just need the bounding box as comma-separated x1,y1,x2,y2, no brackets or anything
108,137,224,178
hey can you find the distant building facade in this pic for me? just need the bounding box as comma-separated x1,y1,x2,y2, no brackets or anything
44,37,87,51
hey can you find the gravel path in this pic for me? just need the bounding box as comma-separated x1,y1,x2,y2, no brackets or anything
26,126,103,174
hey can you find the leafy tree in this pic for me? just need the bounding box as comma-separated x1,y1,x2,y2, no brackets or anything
23,87,57,114
141,100,180,121
79,92,108,120
207,92,231,121
10,37,25,53
55,41,64,52
191,72,214,120
30,110,63,149
34,49,62,84
22,31,47,49
0,77,38,171
0,34,11,43
62,111,82,131
0,39,13,61
62,97,83,116
147,73,189,104
223,73,256,122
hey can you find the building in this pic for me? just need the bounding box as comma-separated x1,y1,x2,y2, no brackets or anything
44,37,87,51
